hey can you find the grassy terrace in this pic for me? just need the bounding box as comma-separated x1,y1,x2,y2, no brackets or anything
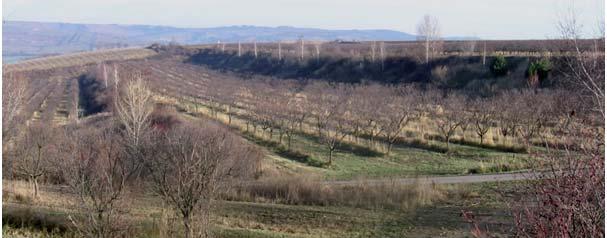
157,95,534,180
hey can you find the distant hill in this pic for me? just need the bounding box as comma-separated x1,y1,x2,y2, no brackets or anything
2,21,476,62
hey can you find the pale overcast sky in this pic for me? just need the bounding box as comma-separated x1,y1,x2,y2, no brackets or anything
3,0,605,39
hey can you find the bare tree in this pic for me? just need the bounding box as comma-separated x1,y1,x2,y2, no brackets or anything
101,63,108,88
2,72,29,143
470,98,495,144
346,86,372,145
416,14,443,63
299,36,305,61
434,93,464,151
61,125,135,238
378,87,418,155
306,83,350,164
557,3,605,120
319,110,349,165
379,41,386,69
370,41,377,61
512,6,605,236
145,123,260,238
516,90,549,151
276,90,302,149
482,41,487,65
494,91,521,146
13,124,56,198
322,92,351,165
115,74,154,147
113,64,120,101
463,40,477,55
314,42,321,61
356,86,385,149
278,41,282,60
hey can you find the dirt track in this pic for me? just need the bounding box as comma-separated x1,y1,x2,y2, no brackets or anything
324,171,536,186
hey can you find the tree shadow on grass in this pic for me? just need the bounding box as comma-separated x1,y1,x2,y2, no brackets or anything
297,133,384,158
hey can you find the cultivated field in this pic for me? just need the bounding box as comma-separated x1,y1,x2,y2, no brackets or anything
4,48,157,73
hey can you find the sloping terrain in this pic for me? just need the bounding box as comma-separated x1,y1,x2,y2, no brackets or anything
4,48,156,73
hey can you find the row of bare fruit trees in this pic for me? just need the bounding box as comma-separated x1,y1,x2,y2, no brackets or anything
117,60,596,165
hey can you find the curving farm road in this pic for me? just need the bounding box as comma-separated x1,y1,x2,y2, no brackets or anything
323,171,537,186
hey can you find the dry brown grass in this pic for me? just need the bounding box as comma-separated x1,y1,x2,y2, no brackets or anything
3,180,78,211
222,175,446,210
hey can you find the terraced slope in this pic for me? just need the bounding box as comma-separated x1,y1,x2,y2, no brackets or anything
4,48,157,73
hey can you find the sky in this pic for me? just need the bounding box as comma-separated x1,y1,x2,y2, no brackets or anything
2,0,605,39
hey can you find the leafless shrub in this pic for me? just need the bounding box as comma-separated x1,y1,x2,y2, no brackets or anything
149,104,182,131
60,125,136,238
513,150,604,237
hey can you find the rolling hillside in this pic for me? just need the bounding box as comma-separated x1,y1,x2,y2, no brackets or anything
3,21,417,62
3,21,482,63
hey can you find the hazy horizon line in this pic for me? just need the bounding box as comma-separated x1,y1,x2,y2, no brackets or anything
3,19,600,41
8,19,595,41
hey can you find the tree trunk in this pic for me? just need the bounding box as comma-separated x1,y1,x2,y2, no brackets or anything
369,136,375,150
328,149,333,165
482,42,487,65
278,42,282,60
425,40,430,64
31,177,39,198
183,216,192,238
97,211,105,237
445,135,451,152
